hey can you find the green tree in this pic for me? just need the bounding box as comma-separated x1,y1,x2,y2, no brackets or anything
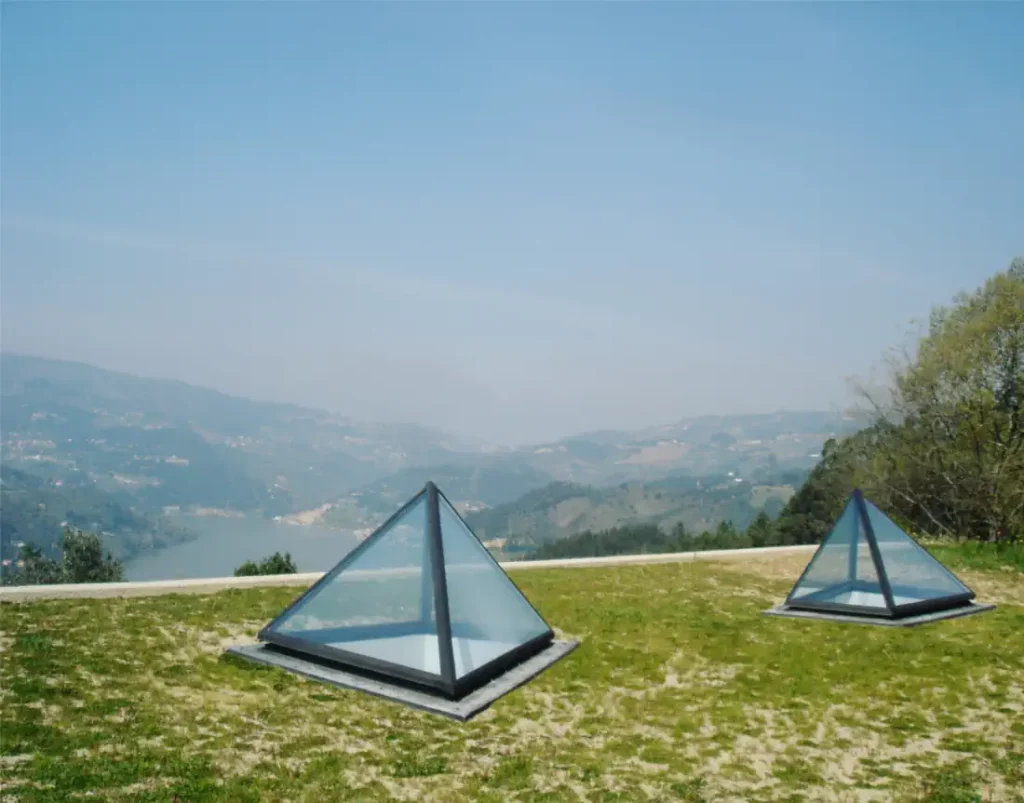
773,435,860,544
60,527,124,582
8,544,63,585
1,527,123,585
747,512,774,547
856,258,1024,541
234,551,298,576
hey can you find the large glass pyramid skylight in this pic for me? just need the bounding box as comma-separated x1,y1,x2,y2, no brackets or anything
785,490,975,619
258,482,553,699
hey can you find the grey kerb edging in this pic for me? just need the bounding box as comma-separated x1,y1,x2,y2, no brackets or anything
0,544,817,602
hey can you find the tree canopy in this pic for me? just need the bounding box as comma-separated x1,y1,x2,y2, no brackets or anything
775,259,1023,544
851,259,1023,541
234,551,298,576
1,527,124,585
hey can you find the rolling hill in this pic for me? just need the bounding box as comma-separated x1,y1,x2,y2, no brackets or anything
2,353,857,556
491,411,857,494
463,475,801,549
0,353,482,518
0,467,192,566
320,459,555,529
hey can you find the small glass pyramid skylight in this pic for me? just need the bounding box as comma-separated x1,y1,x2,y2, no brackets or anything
258,482,554,699
783,490,976,619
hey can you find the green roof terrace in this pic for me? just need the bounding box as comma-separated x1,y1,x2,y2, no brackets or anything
1,546,1022,802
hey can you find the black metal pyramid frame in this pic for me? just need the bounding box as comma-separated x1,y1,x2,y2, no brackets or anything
257,482,554,700
783,489,977,620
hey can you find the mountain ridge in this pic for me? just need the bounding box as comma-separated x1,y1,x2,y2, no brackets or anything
462,470,806,549
2,353,859,554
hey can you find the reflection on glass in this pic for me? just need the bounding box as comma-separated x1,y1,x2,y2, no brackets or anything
439,496,551,678
789,498,886,609
270,495,441,673
864,501,970,604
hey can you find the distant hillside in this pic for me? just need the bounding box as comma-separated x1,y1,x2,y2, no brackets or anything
464,476,798,548
506,411,858,486
2,353,853,542
0,467,193,566
527,520,767,561
0,353,479,516
319,411,847,531
321,459,553,529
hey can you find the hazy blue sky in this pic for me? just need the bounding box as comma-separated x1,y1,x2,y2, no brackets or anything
2,2,1021,445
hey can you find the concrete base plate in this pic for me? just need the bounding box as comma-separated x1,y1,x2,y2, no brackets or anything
763,601,996,627
226,639,579,721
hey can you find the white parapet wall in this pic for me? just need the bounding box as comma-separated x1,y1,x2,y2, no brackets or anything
0,544,817,602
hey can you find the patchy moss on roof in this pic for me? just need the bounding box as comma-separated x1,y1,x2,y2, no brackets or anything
2,554,1023,802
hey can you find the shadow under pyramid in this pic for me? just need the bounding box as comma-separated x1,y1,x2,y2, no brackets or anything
228,482,577,716
765,489,995,627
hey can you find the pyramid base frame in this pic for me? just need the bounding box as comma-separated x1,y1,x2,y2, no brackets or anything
763,601,996,627
226,639,579,721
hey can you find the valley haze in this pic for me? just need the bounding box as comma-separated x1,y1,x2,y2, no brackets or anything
1,352,857,575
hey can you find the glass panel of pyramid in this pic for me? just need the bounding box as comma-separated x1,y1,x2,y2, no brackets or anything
787,496,888,611
438,494,552,679
265,493,443,674
863,499,971,605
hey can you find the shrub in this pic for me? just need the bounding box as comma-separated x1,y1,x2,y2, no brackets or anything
1,527,123,585
234,551,298,576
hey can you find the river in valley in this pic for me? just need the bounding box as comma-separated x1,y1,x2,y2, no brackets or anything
124,515,360,581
